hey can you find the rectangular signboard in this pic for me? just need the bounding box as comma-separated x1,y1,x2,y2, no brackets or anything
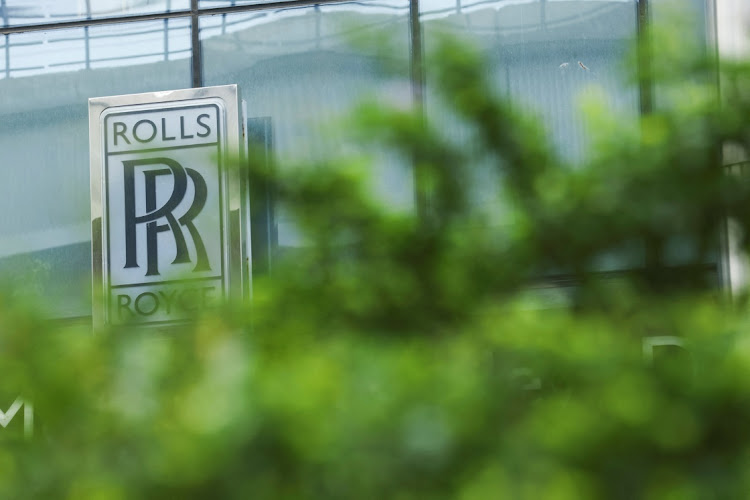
89,86,246,327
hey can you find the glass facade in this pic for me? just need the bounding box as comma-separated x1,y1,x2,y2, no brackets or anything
0,1,190,28
420,0,640,252
422,0,639,163
0,0,718,319
201,2,414,249
0,20,192,317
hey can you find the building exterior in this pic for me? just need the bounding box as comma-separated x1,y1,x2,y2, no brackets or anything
0,0,732,321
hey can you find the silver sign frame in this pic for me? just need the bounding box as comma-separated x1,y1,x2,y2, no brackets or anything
89,85,246,328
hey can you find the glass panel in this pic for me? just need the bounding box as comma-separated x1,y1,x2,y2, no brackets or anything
201,1,413,259
422,0,639,163
651,0,708,44
649,0,719,271
0,19,192,318
650,0,711,106
717,0,750,59
1,0,190,28
421,0,641,272
2,19,190,78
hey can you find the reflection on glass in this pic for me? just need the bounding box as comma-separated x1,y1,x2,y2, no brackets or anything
89,18,192,68
1,18,190,79
199,0,295,9
1,0,190,28
422,0,639,162
421,0,640,270
0,19,191,317
201,1,413,254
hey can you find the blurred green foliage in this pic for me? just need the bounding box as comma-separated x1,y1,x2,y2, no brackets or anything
5,20,750,500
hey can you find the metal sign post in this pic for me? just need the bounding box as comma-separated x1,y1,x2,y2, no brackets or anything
89,85,246,328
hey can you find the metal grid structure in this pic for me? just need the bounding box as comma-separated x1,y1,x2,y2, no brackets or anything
0,0,655,95
0,0,415,88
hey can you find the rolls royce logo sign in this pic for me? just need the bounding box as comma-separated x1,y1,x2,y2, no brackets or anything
90,86,246,327
105,104,224,324
121,155,210,277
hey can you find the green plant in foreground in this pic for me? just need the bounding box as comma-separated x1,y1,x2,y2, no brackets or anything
4,28,750,499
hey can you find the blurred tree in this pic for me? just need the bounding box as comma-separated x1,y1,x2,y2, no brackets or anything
4,19,750,500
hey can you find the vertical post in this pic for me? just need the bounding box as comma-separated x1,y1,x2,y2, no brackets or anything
409,0,424,119
84,26,90,69
409,0,429,217
3,34,8,79
315,4,321,50
1,0,9,78
636,0,652,115
636,0,663,287
191,0,202,88
84,0,91,69
164,19,169,61
164,0,171,61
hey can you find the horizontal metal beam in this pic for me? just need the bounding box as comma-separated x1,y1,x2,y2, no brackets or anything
0,10,191,35
0,0,356,35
